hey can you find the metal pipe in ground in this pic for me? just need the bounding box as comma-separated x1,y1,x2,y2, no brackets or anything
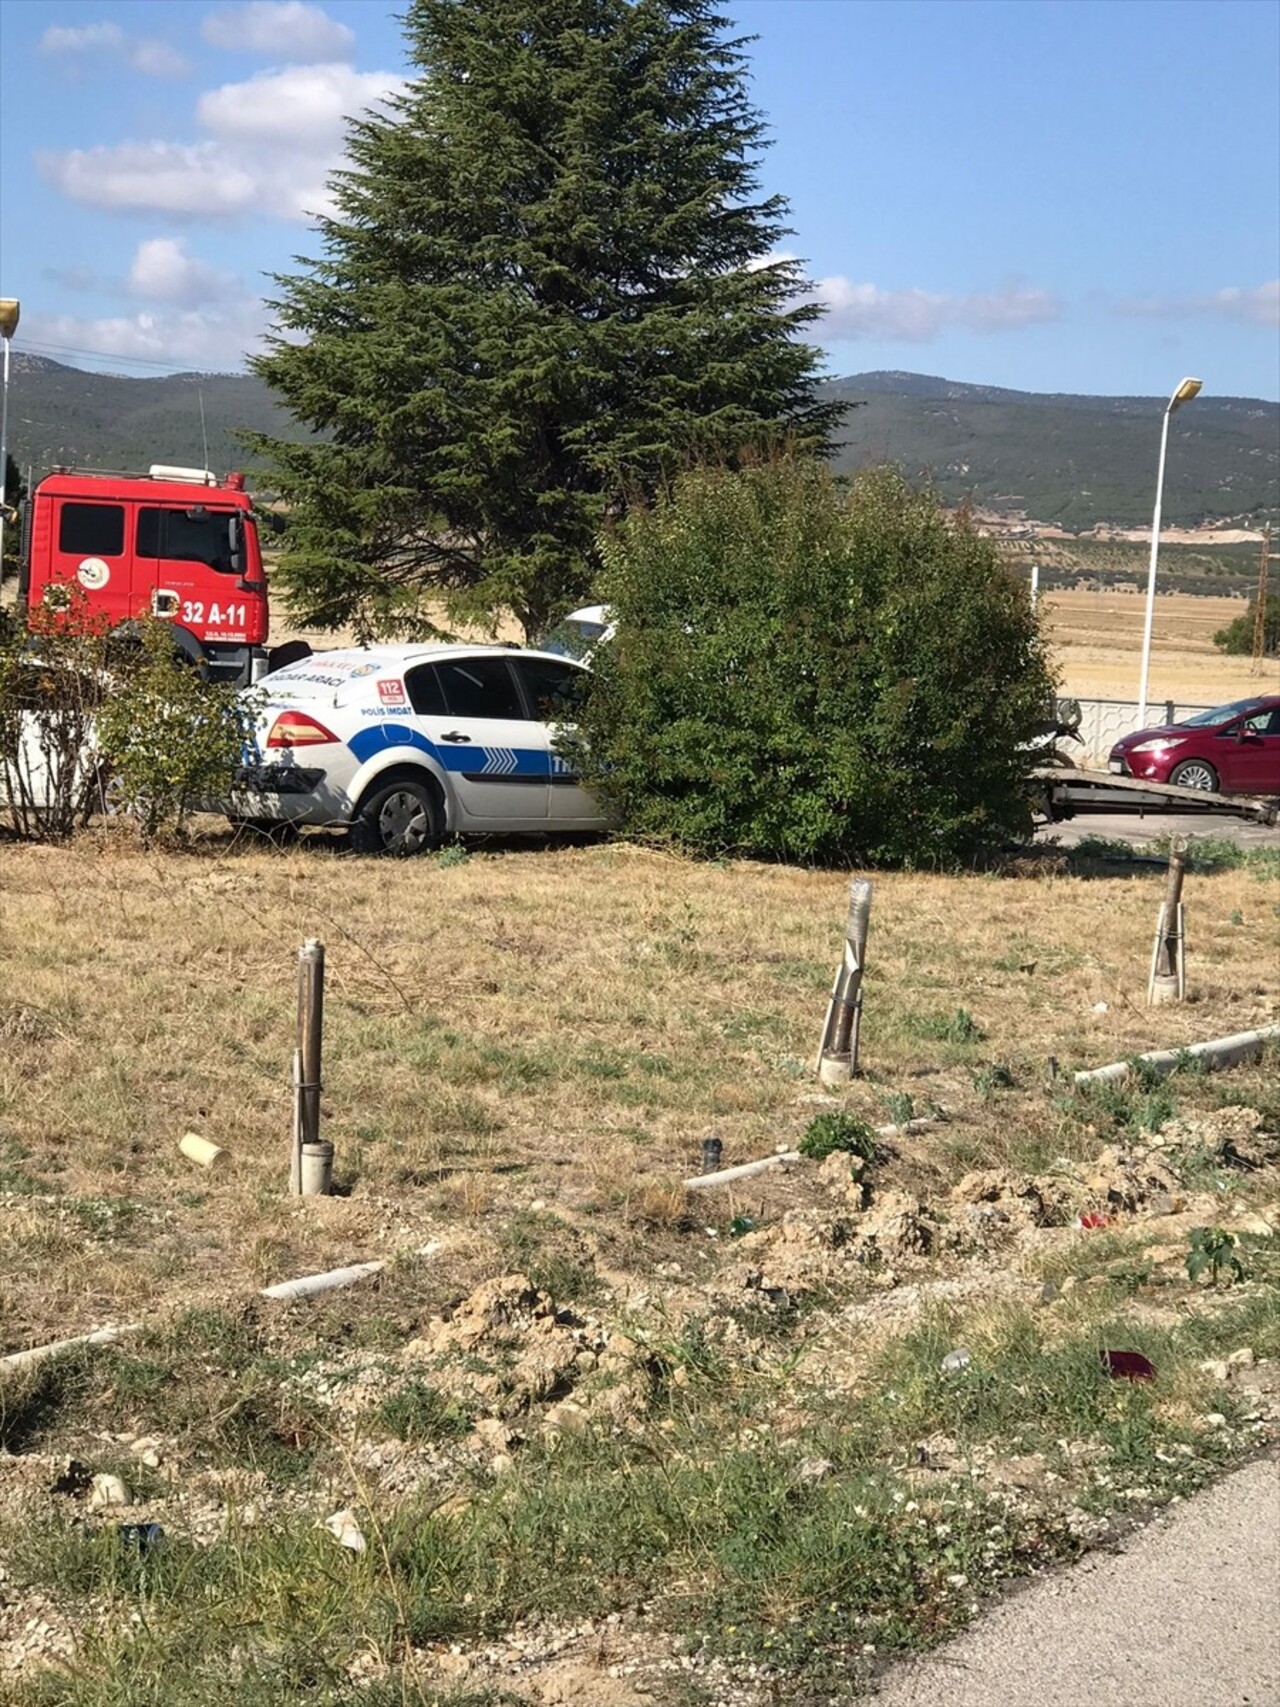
818,878,873,1084
1148,846,1187,1006
294,939,326,1194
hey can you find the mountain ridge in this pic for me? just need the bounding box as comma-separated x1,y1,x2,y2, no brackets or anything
6,356,1277,531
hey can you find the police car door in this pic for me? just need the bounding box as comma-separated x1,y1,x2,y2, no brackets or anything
510,656,604,825
405,655,550,823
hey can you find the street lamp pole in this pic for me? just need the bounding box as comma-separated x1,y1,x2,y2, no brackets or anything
1137,375,1202,726
0,298,20,576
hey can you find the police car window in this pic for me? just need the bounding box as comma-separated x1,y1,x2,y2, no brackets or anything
514,658,586,719
405,663,447,716
137,508,235,573
436,657,523,720
59,503,124,557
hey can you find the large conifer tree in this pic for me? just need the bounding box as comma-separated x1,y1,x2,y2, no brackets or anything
251,0,841,638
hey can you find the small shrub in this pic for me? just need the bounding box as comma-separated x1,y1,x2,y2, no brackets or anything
1186,1227,1247,1287
883,1090,915,1126
0,594,110,839
799,1111,879,1163
94,620,261,841
973,1062,1016,1095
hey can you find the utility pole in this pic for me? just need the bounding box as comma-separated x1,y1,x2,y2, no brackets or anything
1252,526,1275,672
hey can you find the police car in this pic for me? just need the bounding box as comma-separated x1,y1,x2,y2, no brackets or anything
230,645,607,854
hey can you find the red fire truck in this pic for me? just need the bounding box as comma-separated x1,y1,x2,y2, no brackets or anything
18,464,274,685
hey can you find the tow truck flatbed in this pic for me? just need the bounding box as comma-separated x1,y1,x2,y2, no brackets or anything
1032,766,1278,826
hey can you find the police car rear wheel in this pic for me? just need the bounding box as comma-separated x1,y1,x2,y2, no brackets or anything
350,778,442,856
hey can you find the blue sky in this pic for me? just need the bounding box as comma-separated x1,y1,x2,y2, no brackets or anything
0,0,1276,397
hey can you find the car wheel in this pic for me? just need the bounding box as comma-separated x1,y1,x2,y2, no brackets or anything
349,776,443,856
1169,758,1218,792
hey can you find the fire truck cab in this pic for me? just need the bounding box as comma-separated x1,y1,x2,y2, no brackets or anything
21,465,271,685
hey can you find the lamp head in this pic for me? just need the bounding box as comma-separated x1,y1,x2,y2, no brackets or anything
1169,376,1202,413
0,299,19,339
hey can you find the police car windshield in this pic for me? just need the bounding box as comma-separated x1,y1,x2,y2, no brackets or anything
540,619,606,661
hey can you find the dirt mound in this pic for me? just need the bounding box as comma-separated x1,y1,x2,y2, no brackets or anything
407,1273,609,1414
951,1169,1069,1233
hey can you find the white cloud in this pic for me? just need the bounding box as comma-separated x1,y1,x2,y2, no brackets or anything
201,1,355,63
39,142,259,217
23,302,272,373
199,63,402,147
1117,280,1279,329
813,279,1061,342
40,19,189,77
41,21,123,53
40,63,406,223
128,239,240,308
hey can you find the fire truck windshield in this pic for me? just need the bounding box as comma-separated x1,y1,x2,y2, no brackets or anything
136,507,240,574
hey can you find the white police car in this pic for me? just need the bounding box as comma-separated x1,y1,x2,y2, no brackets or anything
230,644,606,854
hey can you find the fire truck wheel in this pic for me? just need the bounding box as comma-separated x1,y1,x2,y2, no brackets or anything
349,772,443,856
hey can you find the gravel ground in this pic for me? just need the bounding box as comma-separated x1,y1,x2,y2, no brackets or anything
873,1454,1280,1707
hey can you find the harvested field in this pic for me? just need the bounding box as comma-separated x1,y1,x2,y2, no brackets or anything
1,832,1278,1705
1044,588,1278,703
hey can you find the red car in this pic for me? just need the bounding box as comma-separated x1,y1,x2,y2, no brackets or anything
1108,694,1280,795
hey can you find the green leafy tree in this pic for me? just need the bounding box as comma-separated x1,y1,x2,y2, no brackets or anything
1,454,26,580
251,0,842,639
1214,595,1279,657
567,461,1057,864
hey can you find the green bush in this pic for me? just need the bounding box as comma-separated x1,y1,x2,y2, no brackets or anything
569,461,1055,863
798,1111,879,1163
0,592,111,839
1214,597,1278,657
94,620,259,842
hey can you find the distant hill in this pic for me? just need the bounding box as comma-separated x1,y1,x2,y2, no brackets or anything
5,354,306,485
6,356,1278,531
826,371,1279,530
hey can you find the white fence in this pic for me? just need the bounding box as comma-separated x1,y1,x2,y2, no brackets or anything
1058,696,1213,767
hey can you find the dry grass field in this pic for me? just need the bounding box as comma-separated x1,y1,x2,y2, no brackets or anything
1,832,1278,1704
1043,588,1278,704
267,585,1280,712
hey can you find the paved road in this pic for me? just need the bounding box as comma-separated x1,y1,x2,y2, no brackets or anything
873,1455,1280,1707
1038,809,1280,851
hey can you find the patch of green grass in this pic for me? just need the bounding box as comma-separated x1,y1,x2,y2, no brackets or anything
1072,1073,1178,1134
0,1134,45,1194
496,1211,603,1306
376,1378,471,1444
972,1063,1016,1096
905,1007,986,1046
66,1196,143,1240
0,1310,327,1479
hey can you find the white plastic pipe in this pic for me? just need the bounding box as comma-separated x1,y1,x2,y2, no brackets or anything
259,1239,441,1303
2,1322,141,1370
684,1116,936,1190
260,1260,385,1301
685,1151,799,1190
1074,1024,1280,1088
